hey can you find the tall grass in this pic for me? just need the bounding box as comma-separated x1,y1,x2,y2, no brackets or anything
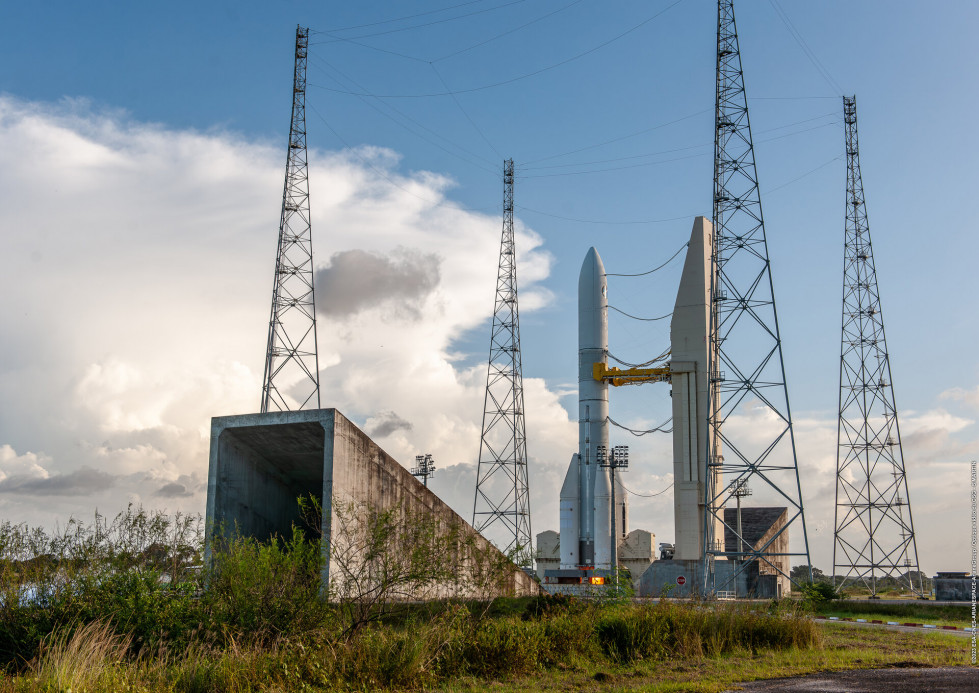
31,620,131,692
0,507,823,691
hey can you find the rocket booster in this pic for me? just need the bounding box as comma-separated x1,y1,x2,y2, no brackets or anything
579,247,610,567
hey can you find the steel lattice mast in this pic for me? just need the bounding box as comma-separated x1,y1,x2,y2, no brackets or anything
704,0,811,592
472,159,532,564
833,96,923,597
261,26,320,413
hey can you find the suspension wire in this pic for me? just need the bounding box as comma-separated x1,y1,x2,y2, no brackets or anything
307,102,498,213
767,0,844,96
430,63,502,160
431,0,586,63
521,141,710,171
518,121,837,178
308,0,687,98
605,242,687,277
609,305,671,322
608,415,672,436
766,154,842,195
523,108,711,165
308,0,493,33
307,55,499,172
607,348,670,368
622,481,674,498
310,0,527,43
522,110,833,169
514,207,694,225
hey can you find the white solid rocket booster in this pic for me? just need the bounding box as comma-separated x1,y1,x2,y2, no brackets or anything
579,247,611,568
558,454,579,568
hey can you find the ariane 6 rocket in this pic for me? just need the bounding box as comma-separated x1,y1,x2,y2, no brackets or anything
560,247,627,569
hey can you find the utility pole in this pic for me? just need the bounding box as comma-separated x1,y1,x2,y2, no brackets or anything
261,25,320,413
472,159,533,566
833,95,923,598
705,0,811,594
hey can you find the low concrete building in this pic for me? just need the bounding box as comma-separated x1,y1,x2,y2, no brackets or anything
205,408,537,598
934,572,972,601
536,527,655,593
723,507,790,598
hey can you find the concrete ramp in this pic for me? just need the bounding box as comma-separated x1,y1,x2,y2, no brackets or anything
205,408,537,598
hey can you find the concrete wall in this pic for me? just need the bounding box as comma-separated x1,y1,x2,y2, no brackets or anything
935,573,973,601
638,559,773,598
206,409,537,598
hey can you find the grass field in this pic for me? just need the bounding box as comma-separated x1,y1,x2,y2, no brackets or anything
2,509,972,692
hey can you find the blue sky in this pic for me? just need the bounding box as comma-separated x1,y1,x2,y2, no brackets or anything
1,1,976,576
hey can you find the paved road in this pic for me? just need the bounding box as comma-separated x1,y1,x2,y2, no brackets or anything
816,618,974,638
723,667,979,692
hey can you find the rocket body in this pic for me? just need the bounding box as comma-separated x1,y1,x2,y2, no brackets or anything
578,247,610,567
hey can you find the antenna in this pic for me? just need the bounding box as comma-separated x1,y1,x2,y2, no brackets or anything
472,159,533,565
261,25,320,413
833,95,924,598
704,0,812,593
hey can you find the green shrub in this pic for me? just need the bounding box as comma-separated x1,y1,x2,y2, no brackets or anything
205,525,328,645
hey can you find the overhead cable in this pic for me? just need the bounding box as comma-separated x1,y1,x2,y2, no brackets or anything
308,56,499,172
523,108,710,165
767,0,844,96
609,305,672,322
514,207,694,226
309,0,492,33
432,0,586,63
766,154,842,195
308,0,687,98
607,349,670,369
430,63,502,160
605,242,687,277
311,0,526,43
622,481,674,498
307,102,498,214
608,416,673,436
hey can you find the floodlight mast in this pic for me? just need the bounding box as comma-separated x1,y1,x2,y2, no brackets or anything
261,25,321,413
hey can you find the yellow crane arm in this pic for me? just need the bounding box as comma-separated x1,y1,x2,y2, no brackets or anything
593,362,671,387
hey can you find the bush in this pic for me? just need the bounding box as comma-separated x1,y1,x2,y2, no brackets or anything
205,525,328,645
800,580,839,609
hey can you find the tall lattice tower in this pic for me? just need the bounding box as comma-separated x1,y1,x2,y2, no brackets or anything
833,96,923,597
261,26,320,413
472,159,532,564
704,0,812,592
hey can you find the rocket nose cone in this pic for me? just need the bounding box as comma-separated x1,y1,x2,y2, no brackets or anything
579,247,606,286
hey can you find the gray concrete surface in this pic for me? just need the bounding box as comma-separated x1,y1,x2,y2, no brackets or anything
723,666,978,692
205,408,538,597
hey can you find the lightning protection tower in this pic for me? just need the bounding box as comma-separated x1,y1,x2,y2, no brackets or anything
833,96,923,597
473,159,533,565
704,0,812,593
261,26,321,413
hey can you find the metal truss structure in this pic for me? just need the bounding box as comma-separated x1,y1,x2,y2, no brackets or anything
833,96,923,597
261,26,321,413
473,159,533,564
704,0,811,593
